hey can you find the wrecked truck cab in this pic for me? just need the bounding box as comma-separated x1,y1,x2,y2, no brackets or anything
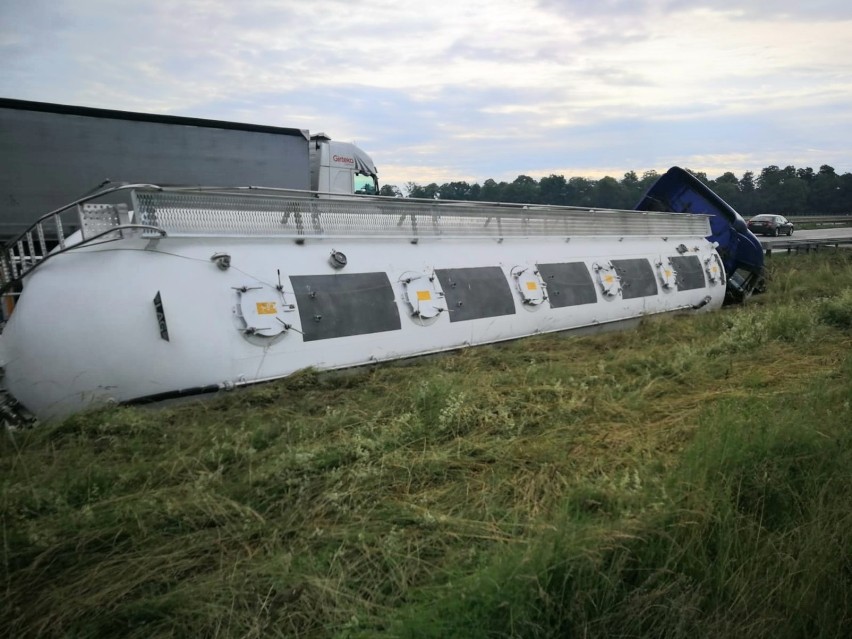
635,166,765,303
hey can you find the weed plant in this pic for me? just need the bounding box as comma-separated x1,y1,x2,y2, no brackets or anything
2,252,851,638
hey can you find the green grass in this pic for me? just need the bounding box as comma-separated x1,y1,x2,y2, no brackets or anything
2,252,851,638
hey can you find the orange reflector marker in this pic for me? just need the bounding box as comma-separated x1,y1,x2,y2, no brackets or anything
417,290,432,301
526,281,538,290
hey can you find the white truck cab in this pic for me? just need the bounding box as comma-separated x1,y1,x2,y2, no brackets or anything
310,133,379,195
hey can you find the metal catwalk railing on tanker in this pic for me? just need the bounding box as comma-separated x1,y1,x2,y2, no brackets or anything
132,187,710,240
1,184,713,297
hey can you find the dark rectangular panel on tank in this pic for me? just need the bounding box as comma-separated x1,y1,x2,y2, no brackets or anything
611,258,658,299
290,273,402,342
536,262,597,308
435,267,516,323
670,255,706,291
0,98,310,239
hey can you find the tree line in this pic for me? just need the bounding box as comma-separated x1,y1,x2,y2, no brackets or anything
379,164,852,216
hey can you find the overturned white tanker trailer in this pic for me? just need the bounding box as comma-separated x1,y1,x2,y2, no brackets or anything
0,179,736,421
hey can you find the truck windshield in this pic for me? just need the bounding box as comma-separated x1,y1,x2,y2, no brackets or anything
354,173,378,195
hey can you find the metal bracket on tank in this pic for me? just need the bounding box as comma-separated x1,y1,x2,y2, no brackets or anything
704,255,723,284
234,282,297,341
655,257,677,290
511,266,547,306
593,262,621,298
400,271,446,323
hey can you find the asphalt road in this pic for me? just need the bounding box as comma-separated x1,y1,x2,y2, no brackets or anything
758,226,852,244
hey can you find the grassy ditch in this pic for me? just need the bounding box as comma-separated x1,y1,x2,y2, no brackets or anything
2,252,851,638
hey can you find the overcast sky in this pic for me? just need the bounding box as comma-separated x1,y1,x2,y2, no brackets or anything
2,0,851,189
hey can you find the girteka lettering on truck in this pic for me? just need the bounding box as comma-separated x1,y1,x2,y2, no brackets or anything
0,99,764,422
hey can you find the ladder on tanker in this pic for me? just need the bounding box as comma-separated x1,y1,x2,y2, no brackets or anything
1,186,167,296
0,203,136,291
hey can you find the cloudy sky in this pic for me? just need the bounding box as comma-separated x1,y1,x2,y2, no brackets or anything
2,0,851,189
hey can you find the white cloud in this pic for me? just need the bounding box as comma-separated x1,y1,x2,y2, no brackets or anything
2,0,851,185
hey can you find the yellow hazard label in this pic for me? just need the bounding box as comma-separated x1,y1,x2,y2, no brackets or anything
664,269,673,278
256,302,277,315
604,274,614,284
526,281,538,291
417,290,432,301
